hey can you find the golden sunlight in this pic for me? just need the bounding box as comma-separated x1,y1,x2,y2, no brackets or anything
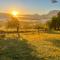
11,11,19,17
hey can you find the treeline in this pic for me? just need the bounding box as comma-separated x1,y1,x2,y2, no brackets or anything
47,12,60,31
0,12,60,32
35,11,60,32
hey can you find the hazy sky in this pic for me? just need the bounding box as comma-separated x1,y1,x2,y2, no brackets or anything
0,0,60,15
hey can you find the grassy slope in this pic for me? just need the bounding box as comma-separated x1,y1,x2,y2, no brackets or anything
0,32,60,60
21,33,60,60
0,39,40,60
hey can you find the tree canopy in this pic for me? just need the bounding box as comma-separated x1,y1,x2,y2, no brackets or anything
48,12,60,30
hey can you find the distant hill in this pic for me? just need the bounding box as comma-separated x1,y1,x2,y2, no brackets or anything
0,13,13,21
40,10,60,23
19,10,60,23
0,13,17,28
0,10,60,23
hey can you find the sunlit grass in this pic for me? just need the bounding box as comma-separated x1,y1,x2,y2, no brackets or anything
0,32,60,60
20,32,60,60
21,32,60,41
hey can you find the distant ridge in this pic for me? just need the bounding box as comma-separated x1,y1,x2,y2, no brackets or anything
0,10,60,23
0,13,14,21
19,10,60,22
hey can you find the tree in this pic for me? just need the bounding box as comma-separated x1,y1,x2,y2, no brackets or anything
5,17,20,39
50,16,57,30
33,23,42,32
48,12,60,30
6,18,19,29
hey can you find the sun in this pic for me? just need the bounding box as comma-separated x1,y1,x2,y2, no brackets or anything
11,11,19,17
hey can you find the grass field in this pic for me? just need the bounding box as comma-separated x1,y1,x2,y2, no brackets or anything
21,32,60,60
0,32,60,60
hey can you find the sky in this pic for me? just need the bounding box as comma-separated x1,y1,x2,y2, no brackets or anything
0,0,60,15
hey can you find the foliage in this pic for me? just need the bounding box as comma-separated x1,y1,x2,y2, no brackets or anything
47,12,60,31
6,17,19,29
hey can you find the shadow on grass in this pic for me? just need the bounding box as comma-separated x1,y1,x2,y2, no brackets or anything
0,38,41,60
47,39,60,48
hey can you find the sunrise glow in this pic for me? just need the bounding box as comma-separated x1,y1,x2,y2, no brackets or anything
11,11,19,17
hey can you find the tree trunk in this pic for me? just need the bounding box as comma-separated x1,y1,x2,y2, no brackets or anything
17,24,20,39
